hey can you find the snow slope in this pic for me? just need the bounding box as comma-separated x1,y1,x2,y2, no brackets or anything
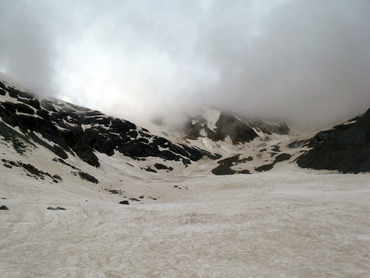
0,140,369,277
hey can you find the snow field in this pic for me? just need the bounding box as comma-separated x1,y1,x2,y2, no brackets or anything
1,162,369,277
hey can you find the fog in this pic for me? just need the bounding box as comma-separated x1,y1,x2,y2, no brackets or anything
0,0,369,129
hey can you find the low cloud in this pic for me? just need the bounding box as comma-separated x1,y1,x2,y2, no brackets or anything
0,0,369,129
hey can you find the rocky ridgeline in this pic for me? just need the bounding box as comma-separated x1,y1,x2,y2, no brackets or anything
184,110,289,144
0,81,215,169
1,80,369,175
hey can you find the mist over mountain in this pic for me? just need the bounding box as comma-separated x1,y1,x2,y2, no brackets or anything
1,74,369,175
1,0,369,130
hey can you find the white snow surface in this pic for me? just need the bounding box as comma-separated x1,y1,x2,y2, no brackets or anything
0,139,369,277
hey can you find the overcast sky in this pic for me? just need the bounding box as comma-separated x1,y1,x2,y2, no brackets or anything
0,0,369,129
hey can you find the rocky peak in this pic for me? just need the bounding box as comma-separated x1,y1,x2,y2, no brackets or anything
183,107,289,144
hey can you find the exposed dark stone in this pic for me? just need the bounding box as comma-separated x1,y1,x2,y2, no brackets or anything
215,113,258,144
288,139,309,148
129,198,140,202
212,155,239,175
153,136,171,148
179,144,204,161
119,200,130,205
274,153,291,163
159,150,179,161
169,144,188,157
78,171,99,184
183,115,207,140
297,108,370,173
2,159,63,182
180,158,190,166
61,130,100,167
212,154,254,175
0,205,9,210
238,169,250,174
47,207,66,210
154,163,174,171
108,189,120,195
145,167,157,173
255,164,274,172
54,158,79,170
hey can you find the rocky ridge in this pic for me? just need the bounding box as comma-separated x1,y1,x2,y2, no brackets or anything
1,77,369,176
183,107,289,144
0,80,217,173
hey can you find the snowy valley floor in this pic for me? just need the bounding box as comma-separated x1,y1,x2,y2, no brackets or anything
0,165,369,277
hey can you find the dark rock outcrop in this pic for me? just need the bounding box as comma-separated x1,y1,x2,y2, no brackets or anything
0,205,9,210
154,163,174,171
255,164,274,172
47,207,66,210
212,155,252,175
297,109,370,173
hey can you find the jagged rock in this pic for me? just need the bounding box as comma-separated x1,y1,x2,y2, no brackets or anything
119,200,130,205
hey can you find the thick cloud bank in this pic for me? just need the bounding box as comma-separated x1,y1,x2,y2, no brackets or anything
0,0,369,129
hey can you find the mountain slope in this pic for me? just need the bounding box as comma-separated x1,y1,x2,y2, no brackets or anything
183,107,289,144
296,109,370,173
1,76,369,176
0,80,218,176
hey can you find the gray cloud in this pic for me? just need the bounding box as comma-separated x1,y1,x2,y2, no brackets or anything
0,0,369,129
0,1,57,95
195,0,370,128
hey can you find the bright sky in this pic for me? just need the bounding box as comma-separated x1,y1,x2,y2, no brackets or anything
0,0,369,129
